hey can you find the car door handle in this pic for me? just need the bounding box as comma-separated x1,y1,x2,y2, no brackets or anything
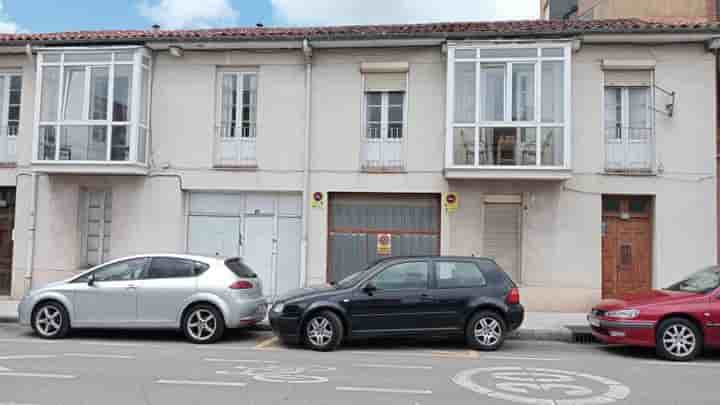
420,294,435,302
126,285,137,291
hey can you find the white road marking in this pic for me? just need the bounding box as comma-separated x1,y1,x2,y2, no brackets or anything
204,358,280,364
485,356,563,361
0,402,42,405
0,366,9,372
352,363,433,370
0,355,58,360
63,353,135,360
0,339,56,345
155,379,247,387
0,372,76,379
336,386,433,395
77,341,145,348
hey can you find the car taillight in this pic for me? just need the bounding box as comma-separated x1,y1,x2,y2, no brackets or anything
506,287,520,305
229,280,254,290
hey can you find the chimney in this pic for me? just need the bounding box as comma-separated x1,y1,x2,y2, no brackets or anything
256,23,264,28
151,24,161,31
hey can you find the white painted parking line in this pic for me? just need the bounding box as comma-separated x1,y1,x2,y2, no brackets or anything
336,386,433,395
352,363,433,370
0,355,58,360
155,379,247,387
0,366,9,372
77,341,145,348
204,358,280,364
0,372,76,379
484,355,563,361
63,353,135,360
0,339,56,345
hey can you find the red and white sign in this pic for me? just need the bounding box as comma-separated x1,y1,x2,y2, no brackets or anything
377,233,392,256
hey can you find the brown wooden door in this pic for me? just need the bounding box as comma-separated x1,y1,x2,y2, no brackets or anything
602,196,652,299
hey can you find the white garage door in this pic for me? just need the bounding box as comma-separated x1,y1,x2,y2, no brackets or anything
483,202,521,283
187,192,302,299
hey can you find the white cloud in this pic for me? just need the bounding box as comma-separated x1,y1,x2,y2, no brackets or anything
139,0,239,29
270,0,539,26
0,1,21,33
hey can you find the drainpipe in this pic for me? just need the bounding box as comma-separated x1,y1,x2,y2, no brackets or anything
300,38,313,287
24,172,38,292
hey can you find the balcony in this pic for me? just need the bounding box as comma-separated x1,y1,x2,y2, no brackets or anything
362,126,405,171
31,47,150,175
213,124,257,168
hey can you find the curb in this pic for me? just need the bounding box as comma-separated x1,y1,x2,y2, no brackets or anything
508,327,574,343
0,316,18,323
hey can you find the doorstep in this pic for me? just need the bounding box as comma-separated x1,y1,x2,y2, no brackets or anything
0,300,19,323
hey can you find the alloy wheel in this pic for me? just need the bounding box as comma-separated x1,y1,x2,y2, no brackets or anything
474,317,502,347
306,316,334,347
35,306,63,337
186,309,217,342
662,324,696,358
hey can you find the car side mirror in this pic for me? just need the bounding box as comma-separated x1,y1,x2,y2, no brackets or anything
87,273,95,286
363,282,377,295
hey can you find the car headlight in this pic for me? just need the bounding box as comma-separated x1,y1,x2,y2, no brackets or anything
606,309,640,319
272,303,285,314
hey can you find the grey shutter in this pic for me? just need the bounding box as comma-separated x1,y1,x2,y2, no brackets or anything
483,203,521,283
604,70,652,87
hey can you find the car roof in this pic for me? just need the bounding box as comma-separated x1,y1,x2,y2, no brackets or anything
369,255,497,265
107,253,230,265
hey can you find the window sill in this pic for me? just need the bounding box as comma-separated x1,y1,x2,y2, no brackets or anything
445,166,572,180
212,163,259,171
362,165,407,174
0,162,17,168
603,169,656,177
31,160,149,175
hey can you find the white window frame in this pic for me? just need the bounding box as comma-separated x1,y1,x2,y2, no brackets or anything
215,69,259,167
32,46,151,165
602,84,655,172
361,73,408,170
445,42,572,171
0,71,22,163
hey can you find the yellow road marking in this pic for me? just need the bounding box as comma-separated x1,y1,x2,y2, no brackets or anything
254,336,280,350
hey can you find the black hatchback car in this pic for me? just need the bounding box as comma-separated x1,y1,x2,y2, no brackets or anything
269,256,523,351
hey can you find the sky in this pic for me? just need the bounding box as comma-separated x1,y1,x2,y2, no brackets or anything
0,0,540,33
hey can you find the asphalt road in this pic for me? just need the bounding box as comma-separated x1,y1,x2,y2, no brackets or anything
0,323,719,405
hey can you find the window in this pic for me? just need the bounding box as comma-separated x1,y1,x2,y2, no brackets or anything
363,71,407,169
371,261,429,290
0,73,21,162
449,45,569,168
216,71,257,166
35,48,150,163
80,189,112,267
225,258,257,278
604,71,653,171
435,261,487,289
90,258,147,282
145,258,196,279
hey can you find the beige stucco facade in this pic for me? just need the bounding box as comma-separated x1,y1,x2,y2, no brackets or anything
2,37,716,313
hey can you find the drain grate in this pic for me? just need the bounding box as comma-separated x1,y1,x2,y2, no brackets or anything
572,332,599,344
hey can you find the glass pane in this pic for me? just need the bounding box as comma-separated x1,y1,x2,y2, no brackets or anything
93,258,146,282
454,62,476,123
388,105,403,122
541,127,564,166
629,197,650,213
7,106,19,121
435,262,486,288
542,48,564,57
221,73,237,127
89,67,109,120
40,67,60,121
453,127,475,165
372,262,428,290
38,126,57,160
111,125,129,161
367,105,381,122
366,92,381,106
140,68,149,124
60,126,107,161
602,197,621,212
113,65,132,122
42,53,61,63
604,87,622,140
481,127,537,166
480,48,537,58
9,75,21,91
388,92,404,106
455,49,476,59
63,67,86,120
541,61,564,123
480,63,505,121
64,53,112,63
138,127,147,163
629,87,650,129
512,64,535,121
114,51,134,61
243,73,257,91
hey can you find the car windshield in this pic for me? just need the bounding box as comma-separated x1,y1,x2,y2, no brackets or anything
336,260,387,288
665,266,720,294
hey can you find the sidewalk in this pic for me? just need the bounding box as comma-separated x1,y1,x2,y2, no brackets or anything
0,300,590,342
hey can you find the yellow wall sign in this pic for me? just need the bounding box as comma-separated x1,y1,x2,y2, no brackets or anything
444,192,459,212
377,233,392,255
311,191,325,208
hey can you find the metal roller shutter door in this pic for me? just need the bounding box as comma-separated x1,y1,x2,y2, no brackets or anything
483,203,521,283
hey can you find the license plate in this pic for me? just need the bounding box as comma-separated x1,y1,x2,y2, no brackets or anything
588,315,600,327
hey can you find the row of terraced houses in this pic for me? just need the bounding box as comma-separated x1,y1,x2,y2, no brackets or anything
0,18,718,312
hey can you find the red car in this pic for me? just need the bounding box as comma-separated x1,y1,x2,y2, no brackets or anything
589,266,720,361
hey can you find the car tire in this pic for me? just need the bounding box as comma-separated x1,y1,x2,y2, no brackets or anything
656,317,703,361
182,304,225,344
466,310,506,351
31,301,70,339
303,310,343,352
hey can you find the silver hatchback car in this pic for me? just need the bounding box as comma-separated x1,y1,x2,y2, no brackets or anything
17,254,267,343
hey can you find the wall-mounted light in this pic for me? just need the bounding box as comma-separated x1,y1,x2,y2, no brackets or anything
168,46,184,57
